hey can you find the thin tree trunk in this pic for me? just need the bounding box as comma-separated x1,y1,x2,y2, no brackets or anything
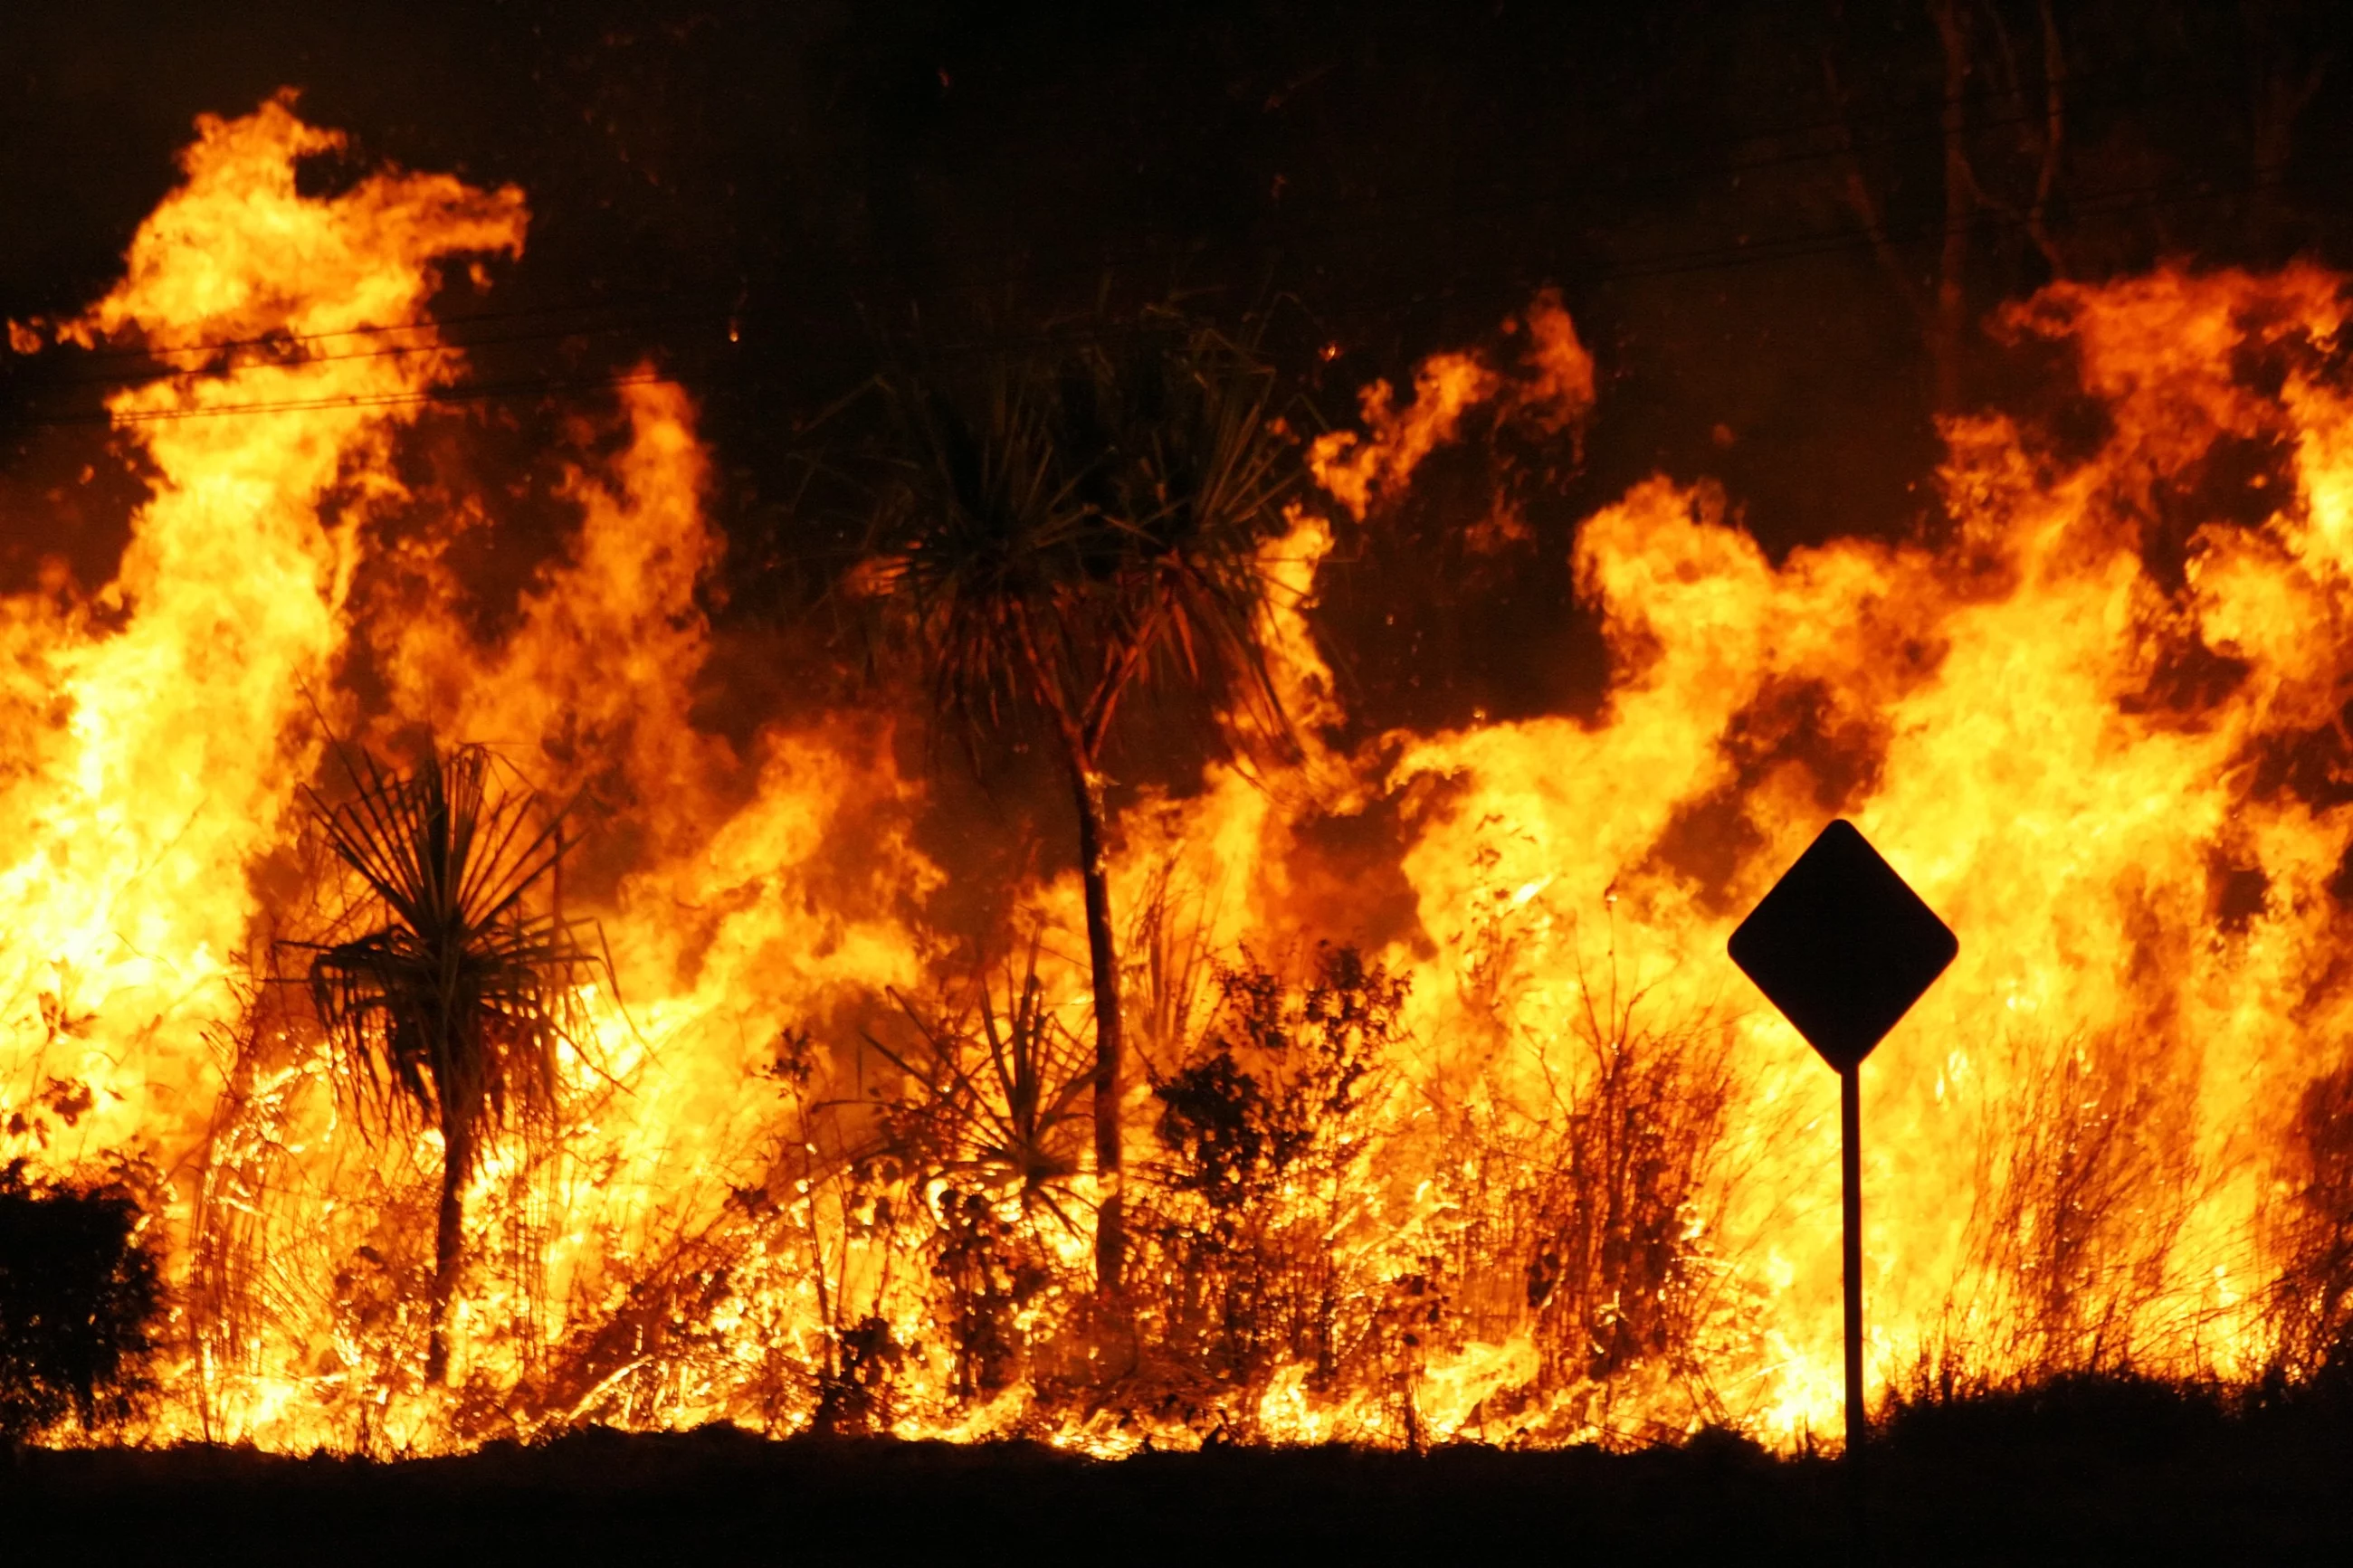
1071,755,1126,1294
1930,0,1974,413
427,1136,465,1383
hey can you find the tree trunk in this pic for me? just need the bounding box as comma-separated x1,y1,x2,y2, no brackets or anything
1071,755,1126,1294
426,1132,465,1383
1930,0,1974,413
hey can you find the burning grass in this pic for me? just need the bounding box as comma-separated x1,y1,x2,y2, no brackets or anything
14,96,2353,1462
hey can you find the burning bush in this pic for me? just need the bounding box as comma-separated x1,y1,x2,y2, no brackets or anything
1132,944,1405,1430
0,1162,163,1444
1519,986,1738,1390
1406,933,1747,1442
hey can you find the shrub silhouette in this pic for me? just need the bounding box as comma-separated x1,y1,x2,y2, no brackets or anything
0,1162,162,1443
866,939,1092,1401
1520,988,1736,1387
1138,944,1404,1413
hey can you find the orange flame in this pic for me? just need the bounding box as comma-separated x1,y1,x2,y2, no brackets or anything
5,98,2352,1456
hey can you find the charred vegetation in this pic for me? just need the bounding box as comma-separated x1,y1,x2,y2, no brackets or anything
0,1162,162,1446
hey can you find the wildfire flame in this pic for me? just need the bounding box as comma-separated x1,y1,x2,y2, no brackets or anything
5,96,2352,1455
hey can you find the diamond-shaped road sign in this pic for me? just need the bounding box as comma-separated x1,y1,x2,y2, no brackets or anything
1728,817,1956,1471
1728,819,1957,1071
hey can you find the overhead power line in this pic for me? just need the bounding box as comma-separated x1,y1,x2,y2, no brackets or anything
0,161,2309,434
48,291,713,366
20,369,682,429
4,62,2253,390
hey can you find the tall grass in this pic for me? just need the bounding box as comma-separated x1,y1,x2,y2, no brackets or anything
2267,1055,2353,1380
1929,1028,2200,1385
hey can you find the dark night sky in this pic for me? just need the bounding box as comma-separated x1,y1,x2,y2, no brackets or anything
5,1,2349,740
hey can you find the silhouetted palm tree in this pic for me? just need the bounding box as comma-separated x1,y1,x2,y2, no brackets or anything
300,740,595,1383
870,316,1300,1290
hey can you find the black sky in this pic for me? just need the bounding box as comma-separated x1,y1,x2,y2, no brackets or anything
4,1,2349,737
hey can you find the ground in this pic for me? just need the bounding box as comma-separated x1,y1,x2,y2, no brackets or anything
9,1377,2352,1563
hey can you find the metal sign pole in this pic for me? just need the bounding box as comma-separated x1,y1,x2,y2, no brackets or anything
1843,1064,1868,1562
1842,1062,1864,1455
1727,819,1955,1556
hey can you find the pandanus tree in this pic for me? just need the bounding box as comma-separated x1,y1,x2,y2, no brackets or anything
866,932,1097,1229
300,740,595,1383
869,318,1300,1292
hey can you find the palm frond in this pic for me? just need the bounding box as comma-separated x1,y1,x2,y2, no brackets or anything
870,311,1304,770
865,934,1094,1211
878,359,1098,753
298,740,595,1177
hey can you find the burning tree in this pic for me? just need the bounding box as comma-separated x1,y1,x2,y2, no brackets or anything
867,316,1301,1292
298,741,597,1384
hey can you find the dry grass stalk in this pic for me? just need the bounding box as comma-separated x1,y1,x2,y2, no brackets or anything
1940,1028,2199,1383
2266,1056,2353,1380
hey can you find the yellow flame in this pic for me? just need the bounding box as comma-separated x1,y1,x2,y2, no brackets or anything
5,98,2351,1455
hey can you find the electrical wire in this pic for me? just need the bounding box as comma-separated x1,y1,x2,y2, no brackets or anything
0,160,2315,432
5,62,2252,387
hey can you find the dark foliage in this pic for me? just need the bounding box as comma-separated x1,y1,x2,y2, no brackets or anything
1881,1363,2231,1456
13,1372,2353,1561
1153,945,1396,1207
0,1162,161,1443
1138,944,1405,1411
867,314,1301,770
811,1315,901,1437
929,1189,1042,1402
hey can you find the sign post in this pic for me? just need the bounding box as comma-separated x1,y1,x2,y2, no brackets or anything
1728,819,1956,1462
1842,1061,1863,1455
